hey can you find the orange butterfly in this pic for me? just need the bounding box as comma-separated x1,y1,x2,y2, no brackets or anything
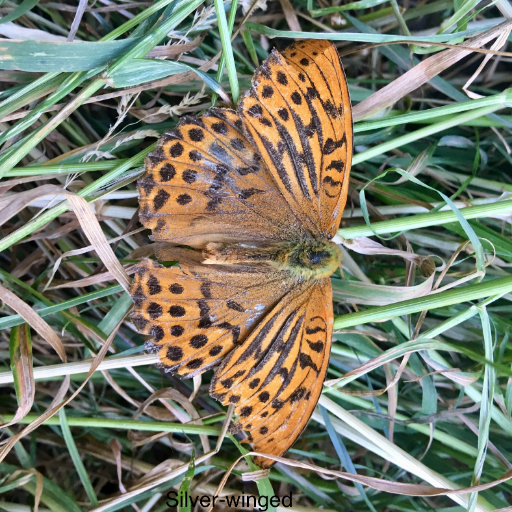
131,39,352,467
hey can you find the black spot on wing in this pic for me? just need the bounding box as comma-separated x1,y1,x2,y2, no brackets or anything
187,358,203,369
182,169,197,183
248,104,263,117
171,325,184,337
326,160,345,173
176,193,192,205
305,326,325,335
188,128,204,141
276,71,288,85
200,282,212,299
323,134,347,155
231,138,245,150
239,188,264,200
190,334,208,348
159,163,176,182
167,346,183,361
189,150,202,161
132,285,145,308
262,85,274,98
131,314,148,331
307,340,324,353
211,122,228,134
323,176,341,187
147,276,161,295
209,345,222,356
170,142,184,157
147,302,162,319
153,189,169,211
197,299,212,328
169,305,185,317
151,325,164,342
299,352,319,373
289,386,306,403
226,300,245,312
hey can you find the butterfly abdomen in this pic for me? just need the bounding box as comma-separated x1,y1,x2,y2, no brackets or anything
203,239,341,280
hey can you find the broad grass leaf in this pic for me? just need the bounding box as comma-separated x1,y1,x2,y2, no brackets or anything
0,39,138,72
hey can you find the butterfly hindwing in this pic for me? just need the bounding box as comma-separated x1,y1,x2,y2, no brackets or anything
131,258,294,378
139,108,306,248
211,279,333,468
239,39,352,238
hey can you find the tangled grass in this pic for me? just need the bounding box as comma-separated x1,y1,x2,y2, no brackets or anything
1,0,512,511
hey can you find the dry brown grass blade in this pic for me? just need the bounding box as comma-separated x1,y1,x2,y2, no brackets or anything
101,370,174,421
353,19,512,120
5,469,43,512
0,37,205,123
324,340,452,388
463,28,512,98
0,309,125,463
0,185,131,294
45,227,143,290
339,355,410,397
40,432,154,474
1,55,226,123
67,0,88,42
421,355,479,386
340,39,512,60
0,282,66,362
279,0,302,31
0,184,65,226
145,36,205,58
2,324,35,428
207,451,512,505
0,175,66,194
22,220,80,243
66,195,131,292
49,264,137,289
133,388,210,455
109,438,129,495
90,453,215,512
339,236,433,267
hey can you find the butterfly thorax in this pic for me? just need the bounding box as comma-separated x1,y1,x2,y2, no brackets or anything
204,239,341,281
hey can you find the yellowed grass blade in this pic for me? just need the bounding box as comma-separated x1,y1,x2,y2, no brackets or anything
3,324,35,428
0,282,66,362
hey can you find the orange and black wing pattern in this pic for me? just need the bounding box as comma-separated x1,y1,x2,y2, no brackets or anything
138,108,306,248
131,256,295,379
131,39,352,467
211,279,333,468
239,39,352,238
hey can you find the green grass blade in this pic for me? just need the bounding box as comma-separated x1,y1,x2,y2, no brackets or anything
59,407,99,506
0,0,39,24
213,0,240,104
334,276,512,329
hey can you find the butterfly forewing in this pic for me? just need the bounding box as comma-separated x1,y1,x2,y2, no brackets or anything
139,108,306,248
239,40,352,239
211,279,333,468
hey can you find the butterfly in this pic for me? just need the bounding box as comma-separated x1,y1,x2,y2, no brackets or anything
130,39,352,468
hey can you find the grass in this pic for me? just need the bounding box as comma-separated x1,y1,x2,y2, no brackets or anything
0,0,512,511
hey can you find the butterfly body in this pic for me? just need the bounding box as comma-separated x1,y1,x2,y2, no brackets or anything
131,39,352,467
204,239,341,281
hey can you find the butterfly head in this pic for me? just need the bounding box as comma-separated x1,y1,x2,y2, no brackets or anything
283,238,342,281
